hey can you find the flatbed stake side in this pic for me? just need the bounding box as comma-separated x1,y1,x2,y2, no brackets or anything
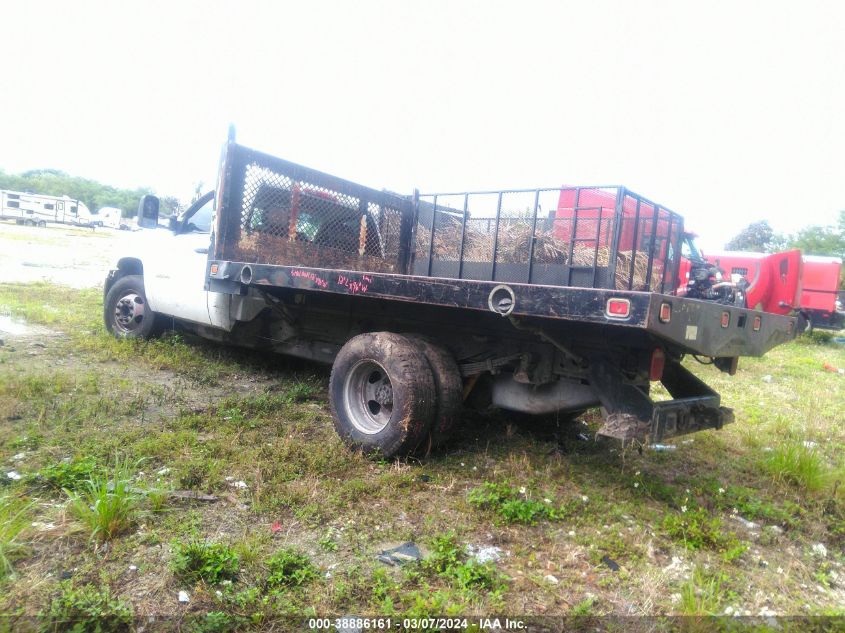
103,133,799,458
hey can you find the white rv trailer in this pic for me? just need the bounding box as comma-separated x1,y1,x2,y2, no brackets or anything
0,189,94,227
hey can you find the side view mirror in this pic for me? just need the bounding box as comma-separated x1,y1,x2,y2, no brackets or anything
137,195,160,229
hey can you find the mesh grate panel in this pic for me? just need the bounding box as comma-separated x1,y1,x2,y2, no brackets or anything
227,158,408,273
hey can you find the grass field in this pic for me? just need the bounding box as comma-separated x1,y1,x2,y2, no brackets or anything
1,281,844,630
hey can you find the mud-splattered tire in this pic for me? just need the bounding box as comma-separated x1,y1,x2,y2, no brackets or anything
103,274,158,339
330,332,435,458
407,335,463,448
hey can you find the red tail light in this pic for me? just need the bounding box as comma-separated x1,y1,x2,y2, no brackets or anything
721,311,730,328
606,298,631,318
650,348,665,381
659,302,671,323
753,315,762,331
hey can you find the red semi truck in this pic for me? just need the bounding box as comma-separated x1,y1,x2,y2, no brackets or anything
701,251,843,330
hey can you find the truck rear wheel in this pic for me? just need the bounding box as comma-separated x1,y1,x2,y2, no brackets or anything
407,335,463,447
330,332,435,458
103,274,158,339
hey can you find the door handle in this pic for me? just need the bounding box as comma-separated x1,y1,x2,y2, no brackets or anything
194,247,209,254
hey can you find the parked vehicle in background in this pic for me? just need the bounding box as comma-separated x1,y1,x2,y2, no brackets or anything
800,256,844,331
697,250,803,315
695,250,843,331
0,189,94,227
96,206,131,230
102,133,800,458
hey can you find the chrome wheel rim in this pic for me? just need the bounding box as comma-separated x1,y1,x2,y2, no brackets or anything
113,292,146,333
343,359,393,434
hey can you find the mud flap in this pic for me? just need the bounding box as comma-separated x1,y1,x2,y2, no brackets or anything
590,357,734,444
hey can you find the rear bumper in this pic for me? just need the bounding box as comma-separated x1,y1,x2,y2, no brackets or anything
646,294,798,357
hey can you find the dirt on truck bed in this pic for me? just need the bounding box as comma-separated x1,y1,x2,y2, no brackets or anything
1,225,845,628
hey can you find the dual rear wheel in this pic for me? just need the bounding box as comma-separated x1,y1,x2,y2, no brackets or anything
329,332,462,458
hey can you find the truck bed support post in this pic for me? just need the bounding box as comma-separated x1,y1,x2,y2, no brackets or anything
607,187,625,290
526,189,540,283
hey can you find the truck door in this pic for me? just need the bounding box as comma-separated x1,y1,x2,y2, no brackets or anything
143,192,227,326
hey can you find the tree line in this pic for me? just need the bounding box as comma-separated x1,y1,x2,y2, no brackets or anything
0,169,184,218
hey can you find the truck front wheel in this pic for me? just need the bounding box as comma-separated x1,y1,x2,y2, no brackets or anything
103,274,158,339
330,332,436,458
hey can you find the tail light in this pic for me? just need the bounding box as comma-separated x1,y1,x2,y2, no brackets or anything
650,348,665,381
721,311,730,328
606,298,631,319
753,315,762,331
659,302,672,323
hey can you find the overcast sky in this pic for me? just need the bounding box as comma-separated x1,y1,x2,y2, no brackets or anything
1,1,843,250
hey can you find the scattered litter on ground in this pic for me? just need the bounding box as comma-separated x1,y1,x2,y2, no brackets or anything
129,565,137,572
156,467,170,476
467,545,504,564
544,574,560,584
168,490,218,503
376,542,423,566
812,543,828,558
271,521,282,534
5,471,21,481
577,433,590,441
765,525,784,535
601,556,620,571
11,453,25,461
822,363,844,375
178,591,190,604
681,439,694,445
227,480,248,489
732,516,760,530
761,375,773,383
649,444,677,452
802,441,818,449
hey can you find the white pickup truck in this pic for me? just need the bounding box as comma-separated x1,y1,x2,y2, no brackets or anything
102,191,265,339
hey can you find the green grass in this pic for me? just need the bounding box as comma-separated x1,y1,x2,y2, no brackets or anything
41,582,133,632
1,279,845,621
763,441,829,492
0,495,30,579
678,567,728,616
65,456,141,542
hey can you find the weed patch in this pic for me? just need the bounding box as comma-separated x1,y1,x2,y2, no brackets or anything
662,505,737,552
419,532,507,593
467,482,568,525
41,582,132,632
30,457,98,493
171,540,240,585
265,548,318,588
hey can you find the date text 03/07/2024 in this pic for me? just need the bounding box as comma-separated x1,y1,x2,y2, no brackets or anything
307,617,527,630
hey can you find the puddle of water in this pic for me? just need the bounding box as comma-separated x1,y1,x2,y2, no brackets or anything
0,314,31,335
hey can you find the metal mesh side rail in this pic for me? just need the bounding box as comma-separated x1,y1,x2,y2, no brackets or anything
216,145,412,274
